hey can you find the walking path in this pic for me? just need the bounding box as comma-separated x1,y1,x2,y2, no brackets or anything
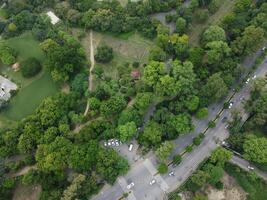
84,30,95,116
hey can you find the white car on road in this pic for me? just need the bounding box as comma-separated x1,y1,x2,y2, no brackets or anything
149,179,156,185
127,182,135,189
247,166,254,170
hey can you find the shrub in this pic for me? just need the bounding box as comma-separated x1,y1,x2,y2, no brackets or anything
173,154,182,165
21,57,42,78
194,9,209,24
209,0,223,14
158,163,168,174
132,61,140,68
186,145,193,153
215,181,223,190
208,121,216,128
196,108,208,119
0,43,16,65
95,43,113,63
193,136,202,146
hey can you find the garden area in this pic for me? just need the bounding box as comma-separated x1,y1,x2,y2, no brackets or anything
0,33,58,124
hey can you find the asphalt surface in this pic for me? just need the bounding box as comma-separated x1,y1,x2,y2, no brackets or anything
230,155,267,182
91,44,267,200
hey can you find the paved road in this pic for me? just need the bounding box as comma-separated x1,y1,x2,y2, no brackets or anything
230,155,267,182
91,44,267,200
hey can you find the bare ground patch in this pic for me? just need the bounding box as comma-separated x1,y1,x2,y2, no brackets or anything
12,184,41,200
206,173,247,200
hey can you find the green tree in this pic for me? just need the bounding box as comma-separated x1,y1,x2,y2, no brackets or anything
155,75,177,97
210,147,233,166
205,41,231,65
0,43,16,65
139,121,162,147
69,141,99,172
134,92,153,113
168,114,193,135
191,170,210,187
149,46,167,62
118,122,137,142
36,137,72,171
95,43,113,63
40,33,86,82
196,108,208,119
158,163,168,174
201,73,228,104
173,154,182,165
176,17,187,34
100,95,126,118
21,57,42,78
155,141,174,163
185,95,199,112
143,61,165,87
61,174,86,200
202,25,226,45
96,148,129,184
243,135,267,163
171,60,196,96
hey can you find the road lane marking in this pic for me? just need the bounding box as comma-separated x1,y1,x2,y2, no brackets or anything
143,159,170,192
118,177,137,200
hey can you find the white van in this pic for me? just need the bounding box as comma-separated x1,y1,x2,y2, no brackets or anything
128,143,133,152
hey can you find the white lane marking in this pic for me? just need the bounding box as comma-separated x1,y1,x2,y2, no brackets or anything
118,177,137,200
143,159,170,191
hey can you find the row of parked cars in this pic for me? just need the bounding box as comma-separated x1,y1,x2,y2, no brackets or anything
104,139,122,147
104,139,134,152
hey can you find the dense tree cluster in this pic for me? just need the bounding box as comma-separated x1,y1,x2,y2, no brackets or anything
40,32,86,82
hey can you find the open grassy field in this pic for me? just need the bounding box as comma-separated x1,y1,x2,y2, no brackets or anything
2,71,58,120
189,0,237,46
74,29,154,81
225,163,267,200
0,33,58,123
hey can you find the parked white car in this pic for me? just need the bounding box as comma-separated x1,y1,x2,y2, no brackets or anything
127,182,135,189
128,143,133,151
245,78,250,84
149,179,156,185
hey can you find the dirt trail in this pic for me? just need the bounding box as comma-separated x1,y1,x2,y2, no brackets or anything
10,165,37,178
84,30,95,116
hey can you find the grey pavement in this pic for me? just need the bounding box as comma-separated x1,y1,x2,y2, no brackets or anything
90,41,267,200
230,155,267,182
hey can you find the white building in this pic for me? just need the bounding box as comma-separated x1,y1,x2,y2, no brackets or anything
46,11,60,25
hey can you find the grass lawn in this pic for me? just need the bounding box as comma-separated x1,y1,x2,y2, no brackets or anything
0,8,8,20
0,33,58,123
225,163,267,200
189,0,237,46
2,70,58,120
6,33,45,62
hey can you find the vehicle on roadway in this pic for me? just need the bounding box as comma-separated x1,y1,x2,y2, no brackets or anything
127,181,135,189
149,179,156,185
245,78,250,84
252,75,257,79
128,143,133,151
222,117,227,123
169,171,175,176
228,102,234,109
247,166,254,170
